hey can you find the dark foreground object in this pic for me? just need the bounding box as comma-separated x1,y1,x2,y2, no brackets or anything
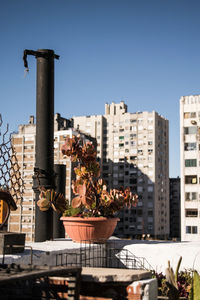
0,232,25,255
0,264,81,300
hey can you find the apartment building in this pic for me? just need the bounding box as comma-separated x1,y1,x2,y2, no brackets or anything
169,177,180,239
73,101,169,239
180,95,200,241
8,114,79,242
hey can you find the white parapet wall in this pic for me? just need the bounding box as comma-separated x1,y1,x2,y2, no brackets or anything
0,238,200,274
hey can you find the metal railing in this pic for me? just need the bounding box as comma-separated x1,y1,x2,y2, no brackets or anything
55,240,154,271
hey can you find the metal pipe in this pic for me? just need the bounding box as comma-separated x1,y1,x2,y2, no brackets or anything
24,49,59,242
53,164,66,239
35,49,56,242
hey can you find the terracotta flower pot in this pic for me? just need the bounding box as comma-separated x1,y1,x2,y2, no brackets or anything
60,216,119,243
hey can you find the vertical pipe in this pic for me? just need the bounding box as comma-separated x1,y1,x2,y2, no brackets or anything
53,164,66,239
34,49,55,242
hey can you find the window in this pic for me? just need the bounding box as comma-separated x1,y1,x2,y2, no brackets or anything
130,141,136,146
191,112,197,118
184,143,196,151
184,112,196,118
119,136,124,140
148,217,153,222
185,175,197,184
148,186,153,192
185,159,197,167
148,225,153,230
185,209,198,217
184,112,190,118
130,178,137,184
186,226,198,234
103,166,109,171
148,202,153,208
130,126,137,131
185,192,197,201
184,127,197,134
130,156,137,161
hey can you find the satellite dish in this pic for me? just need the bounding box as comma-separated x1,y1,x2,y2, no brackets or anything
191,120,197,125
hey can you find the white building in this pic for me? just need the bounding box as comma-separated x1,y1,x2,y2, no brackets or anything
180,95,200,241
73,101,169,239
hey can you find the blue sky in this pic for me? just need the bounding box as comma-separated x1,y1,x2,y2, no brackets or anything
1,0,200,177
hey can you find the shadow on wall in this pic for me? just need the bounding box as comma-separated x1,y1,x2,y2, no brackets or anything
98,157,156,239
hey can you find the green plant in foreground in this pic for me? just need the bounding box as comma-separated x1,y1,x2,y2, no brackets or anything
189,270,200,300
165,256,182,300
154,269,192,299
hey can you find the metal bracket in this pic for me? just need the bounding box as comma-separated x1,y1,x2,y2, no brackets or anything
23,49,59,71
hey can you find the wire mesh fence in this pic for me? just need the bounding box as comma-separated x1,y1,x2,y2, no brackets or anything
0,114,24,228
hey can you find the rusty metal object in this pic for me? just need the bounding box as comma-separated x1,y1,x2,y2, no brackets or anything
0,191,16,229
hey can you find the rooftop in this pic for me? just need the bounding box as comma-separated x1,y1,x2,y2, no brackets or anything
1,238,200,274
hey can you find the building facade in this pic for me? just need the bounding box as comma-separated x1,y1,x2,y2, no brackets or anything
180,95,200,241
9,114,78,242
73,101,169,238
169,177,180,239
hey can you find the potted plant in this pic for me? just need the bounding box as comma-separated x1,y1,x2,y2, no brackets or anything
37,135,138,243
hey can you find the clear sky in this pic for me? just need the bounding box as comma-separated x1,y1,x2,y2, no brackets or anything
1,0,200,178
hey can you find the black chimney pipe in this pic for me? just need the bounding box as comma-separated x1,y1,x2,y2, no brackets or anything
53,164,66,239
23,49,59,242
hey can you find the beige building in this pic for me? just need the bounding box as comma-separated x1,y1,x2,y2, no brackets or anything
73,101,169,238
180,95,200,241
9,114,78,242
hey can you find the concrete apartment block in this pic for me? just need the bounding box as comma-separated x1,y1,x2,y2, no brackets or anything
9,114,78,242
180,95,200,241
73,101,169,239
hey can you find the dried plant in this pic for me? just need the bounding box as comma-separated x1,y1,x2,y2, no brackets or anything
37,188,66,213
